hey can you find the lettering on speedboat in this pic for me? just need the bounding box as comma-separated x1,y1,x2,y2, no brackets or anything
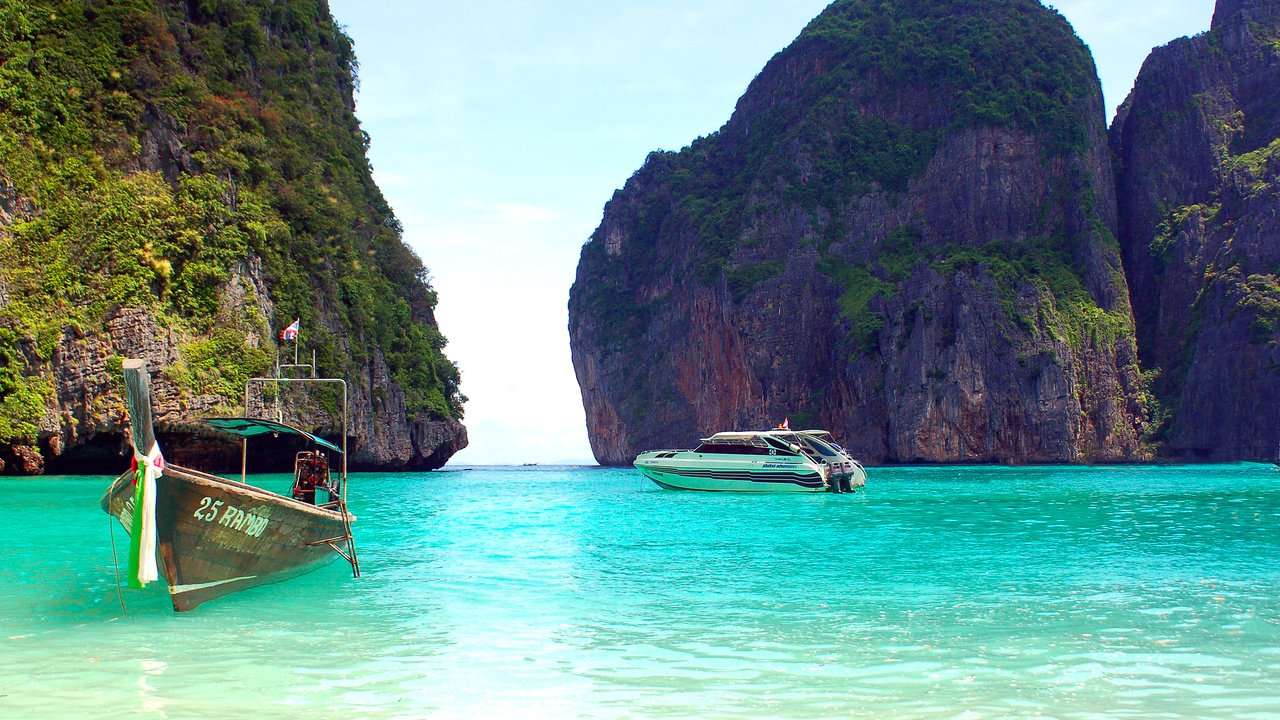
194,496,270,537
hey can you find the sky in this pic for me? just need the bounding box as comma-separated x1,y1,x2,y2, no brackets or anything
326,0,1217,466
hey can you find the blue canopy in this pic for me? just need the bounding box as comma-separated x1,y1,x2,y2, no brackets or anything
203,417,344,455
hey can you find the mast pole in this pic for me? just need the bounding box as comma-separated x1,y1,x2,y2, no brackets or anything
342,380,348,500
122,360,157,455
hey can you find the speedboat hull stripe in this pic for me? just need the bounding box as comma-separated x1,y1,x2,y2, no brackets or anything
642,466,825,488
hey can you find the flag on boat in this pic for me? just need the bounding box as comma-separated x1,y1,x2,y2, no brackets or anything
280,318,300,341
127,443,163,588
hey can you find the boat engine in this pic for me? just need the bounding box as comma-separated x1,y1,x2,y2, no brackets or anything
292,451,330,504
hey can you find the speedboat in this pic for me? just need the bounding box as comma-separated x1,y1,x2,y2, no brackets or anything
634,428,867,493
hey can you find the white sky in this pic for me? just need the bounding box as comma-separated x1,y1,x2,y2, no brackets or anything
326,0,1216,466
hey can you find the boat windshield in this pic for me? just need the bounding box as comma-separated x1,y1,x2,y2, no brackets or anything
797,435,841,458
760,435,802,456
693,442,773,455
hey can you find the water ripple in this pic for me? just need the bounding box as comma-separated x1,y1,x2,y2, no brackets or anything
3,465,1280,717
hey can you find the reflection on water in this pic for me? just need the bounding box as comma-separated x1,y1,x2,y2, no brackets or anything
2,464,1279,718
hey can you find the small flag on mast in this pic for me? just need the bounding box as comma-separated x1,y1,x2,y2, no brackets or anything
280,318,300,341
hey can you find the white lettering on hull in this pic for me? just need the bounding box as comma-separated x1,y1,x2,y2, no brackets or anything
193,496,269,538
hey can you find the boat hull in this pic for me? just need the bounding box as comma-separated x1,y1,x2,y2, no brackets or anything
634,453,828,492
102,464,353,611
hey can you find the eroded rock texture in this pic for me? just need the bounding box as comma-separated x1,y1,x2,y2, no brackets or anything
1112,0,1280,460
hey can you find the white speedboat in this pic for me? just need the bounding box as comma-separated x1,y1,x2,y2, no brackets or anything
634,429,867,493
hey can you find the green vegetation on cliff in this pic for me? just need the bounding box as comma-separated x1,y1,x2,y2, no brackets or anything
801,0,1095,154
0,0,462,444
578,0,1113,349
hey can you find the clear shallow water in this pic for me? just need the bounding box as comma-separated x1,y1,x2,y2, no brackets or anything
2,464,1280,719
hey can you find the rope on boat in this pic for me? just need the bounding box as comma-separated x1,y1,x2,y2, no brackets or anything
107,508,127,615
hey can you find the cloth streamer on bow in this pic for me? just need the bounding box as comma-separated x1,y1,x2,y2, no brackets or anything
127,443,163,588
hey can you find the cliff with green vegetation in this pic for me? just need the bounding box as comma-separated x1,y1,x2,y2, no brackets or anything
570,0,1149,465
1112,0,1280,460
0,0,465,473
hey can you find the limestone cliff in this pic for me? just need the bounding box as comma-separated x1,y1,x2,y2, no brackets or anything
0,0,465,473
1112,0,1280,460
570,0,1148,465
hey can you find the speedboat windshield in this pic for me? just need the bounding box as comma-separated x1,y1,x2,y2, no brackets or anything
797,435,841,458
693,441,773,455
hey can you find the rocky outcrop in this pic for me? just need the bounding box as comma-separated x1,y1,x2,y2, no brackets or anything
133,104,200,184
32,261,466,474
571,0,1147,465
1111,0,1280,460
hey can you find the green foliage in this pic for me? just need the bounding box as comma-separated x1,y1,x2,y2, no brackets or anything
577,0,1100,337
1149,203,1220,272
575,237,654,358
1237,273,1280,344
792,105,941,202
933,237,1132,352
1225,137,1280,196
0,328,52,443
816,224,932,353
817,221,1132,361
1134,366,1172,446
879,225,927,278
166,327,273,407
726,261,783,303
818,256,892,353
802,0,1095,155
0,0,463,442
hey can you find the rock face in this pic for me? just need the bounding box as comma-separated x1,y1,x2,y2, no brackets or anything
1111,0,1280,460
0,0,465,474
570,0,1148,465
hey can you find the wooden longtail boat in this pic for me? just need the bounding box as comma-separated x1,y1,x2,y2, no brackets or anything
102,358,359,612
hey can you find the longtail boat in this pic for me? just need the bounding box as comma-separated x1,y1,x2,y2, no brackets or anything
102,357,359,612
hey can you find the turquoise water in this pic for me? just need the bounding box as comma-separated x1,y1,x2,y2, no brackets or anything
3,464,1279,719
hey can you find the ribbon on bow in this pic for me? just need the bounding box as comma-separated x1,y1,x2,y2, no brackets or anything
127,442,163,588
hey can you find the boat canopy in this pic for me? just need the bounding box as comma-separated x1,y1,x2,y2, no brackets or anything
701,431,803,453
700,429,855,460
704,430,823,445
702,432,766,443
203,417,344,455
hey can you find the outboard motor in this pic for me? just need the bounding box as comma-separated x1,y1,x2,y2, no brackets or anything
821,464,840,493
292,451,329,504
